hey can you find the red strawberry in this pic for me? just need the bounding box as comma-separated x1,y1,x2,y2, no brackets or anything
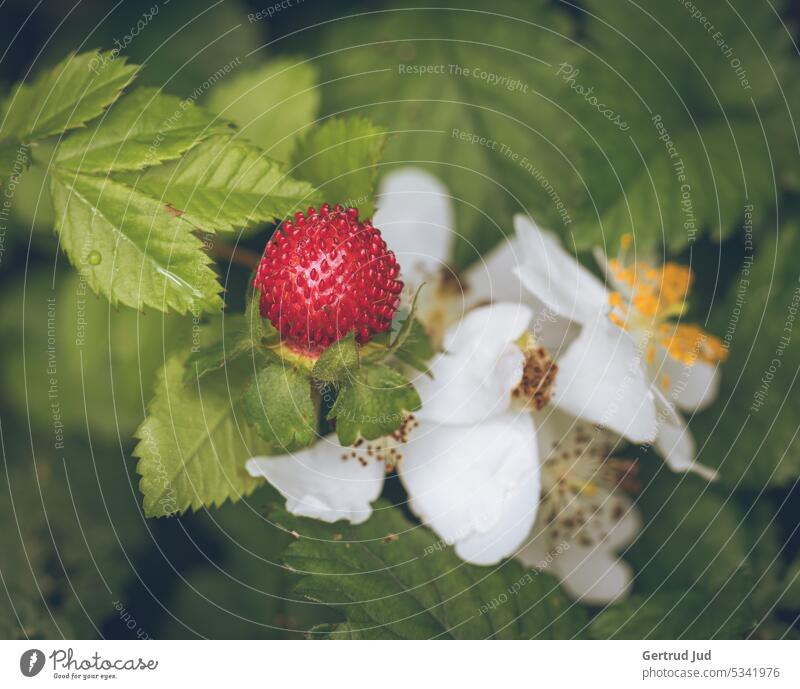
254,204,404,356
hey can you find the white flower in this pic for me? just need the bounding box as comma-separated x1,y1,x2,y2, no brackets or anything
511,215,725,480
247,303,541,566
518,408,641,604
374,167,723,478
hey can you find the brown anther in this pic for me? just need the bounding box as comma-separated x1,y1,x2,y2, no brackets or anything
513,344,558,410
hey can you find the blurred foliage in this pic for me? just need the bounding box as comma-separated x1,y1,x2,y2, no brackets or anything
313,0,798,263
0,270,190,442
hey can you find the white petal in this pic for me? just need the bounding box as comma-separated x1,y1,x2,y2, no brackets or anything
443,301,532,355
552,502,640,605
654,411,719,481
415,303,531,424
650,347,721,412
246,440,385,524
553,545,634,605
512,214,608,323
519,498,641,604
373,168,453,289
399,413,539,564
464,235,528,306
415,345,524,424
454,465,540,565
552,316,658,443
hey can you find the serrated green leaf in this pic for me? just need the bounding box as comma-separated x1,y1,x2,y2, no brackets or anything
206,57,319,161
54,87,232,172
278,500,588,639
133,353,266,517
243,360,317,450
50,167,223,314
1,50,138,142
311,332,360,383
124,135,317,231
327,363,421,445
291,116,386,217
695,225,800,487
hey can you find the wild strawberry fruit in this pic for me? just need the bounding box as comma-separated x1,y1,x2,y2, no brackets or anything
254,204,404,356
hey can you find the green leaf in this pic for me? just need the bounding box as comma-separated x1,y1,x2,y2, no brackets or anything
695,225,800,487
327,363,421,445
133,353,266,517
243,360,317,451
206,57,319,161
158,486,326,639
590,574,757,640
124,135,318,231
279,500,588,639
1,50,138,142
312,332,360,383
291,116,387,217
54,87,231,172
50,167,223,314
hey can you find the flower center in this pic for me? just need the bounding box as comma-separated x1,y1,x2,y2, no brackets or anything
539,423,637,547
512,336,558,410
606,234,727,371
